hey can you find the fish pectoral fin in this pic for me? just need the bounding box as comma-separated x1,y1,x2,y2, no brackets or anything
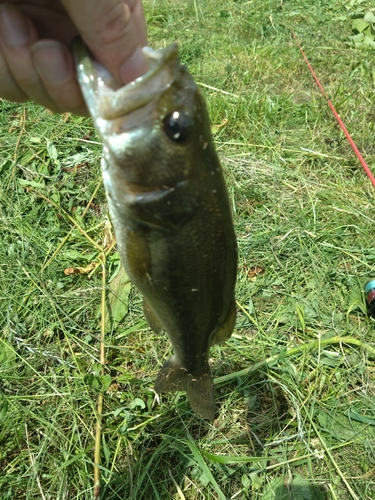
143,298,163,334
154,357,216,420
211,299,236,346
123,227,151,281
125,181,200,228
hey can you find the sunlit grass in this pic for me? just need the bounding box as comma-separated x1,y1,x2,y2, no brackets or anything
1,0,375,498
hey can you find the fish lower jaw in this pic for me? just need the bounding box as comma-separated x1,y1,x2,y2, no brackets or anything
82,46,179,121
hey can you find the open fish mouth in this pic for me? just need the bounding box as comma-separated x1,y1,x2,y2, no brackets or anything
73,37,179,120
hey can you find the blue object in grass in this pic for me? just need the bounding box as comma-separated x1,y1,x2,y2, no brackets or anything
365,280,375,318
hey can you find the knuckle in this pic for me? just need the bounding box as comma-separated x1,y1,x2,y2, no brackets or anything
94,2,132,46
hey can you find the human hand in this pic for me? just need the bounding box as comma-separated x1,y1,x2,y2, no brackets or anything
0,0,148,115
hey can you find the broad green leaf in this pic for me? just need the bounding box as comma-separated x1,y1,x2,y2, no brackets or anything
113,407,127,418
100,374,112,392
317,409,374,441
364,25,375,40
201,449,270,465
242,474,251,489
29,136,41,143
84,373,111,392
352,18,369,33
295,303,306,333
18,178,46,189
262,477,284,500
0,341,16,368
346,298,365,321
248,297,254,314
64,249,97,262
364,12,375,24
103,266,132,331
46,140,58,161
350,32,365,43
128,398,146,410
363,34,375,46
346,409,375,426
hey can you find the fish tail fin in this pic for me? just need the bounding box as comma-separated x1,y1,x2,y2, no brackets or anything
185,371,216,420
154,357,216,420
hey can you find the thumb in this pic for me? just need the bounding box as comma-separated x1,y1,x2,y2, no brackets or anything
61,0,149,83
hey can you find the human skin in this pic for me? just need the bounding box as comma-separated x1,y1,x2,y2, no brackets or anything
0,0,148,115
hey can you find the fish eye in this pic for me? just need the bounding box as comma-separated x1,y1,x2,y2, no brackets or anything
163,111,191,142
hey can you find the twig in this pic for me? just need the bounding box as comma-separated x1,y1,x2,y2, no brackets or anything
93,253,107,499
20,183,109,497
196,81,239,98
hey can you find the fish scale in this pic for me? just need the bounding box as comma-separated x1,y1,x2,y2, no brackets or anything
74,39,237,419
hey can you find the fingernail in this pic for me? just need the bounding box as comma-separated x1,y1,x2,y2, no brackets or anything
0,5,31,47
119,47,149,83
32,41,71,84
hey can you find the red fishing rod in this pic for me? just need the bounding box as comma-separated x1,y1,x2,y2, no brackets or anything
291,30,375,189
292,31,375,318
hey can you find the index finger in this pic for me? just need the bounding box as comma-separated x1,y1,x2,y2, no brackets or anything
61,0,148,83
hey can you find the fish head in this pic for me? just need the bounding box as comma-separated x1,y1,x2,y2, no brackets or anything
74,39,215,198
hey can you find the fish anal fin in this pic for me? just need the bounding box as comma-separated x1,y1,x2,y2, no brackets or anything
154,356,188,393
211,300,236,346
155,357,216,420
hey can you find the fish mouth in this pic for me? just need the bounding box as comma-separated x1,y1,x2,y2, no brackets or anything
73,37,178,120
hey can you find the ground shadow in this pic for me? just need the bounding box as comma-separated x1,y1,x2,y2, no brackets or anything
275,482,329,499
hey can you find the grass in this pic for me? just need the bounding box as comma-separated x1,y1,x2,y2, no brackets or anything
1,0,375,498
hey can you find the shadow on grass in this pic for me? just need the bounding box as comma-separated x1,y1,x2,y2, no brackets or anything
97,414,213,500
97,377,295,499
275,482,329,499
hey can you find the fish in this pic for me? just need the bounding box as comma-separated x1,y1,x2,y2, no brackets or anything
73,39,237,419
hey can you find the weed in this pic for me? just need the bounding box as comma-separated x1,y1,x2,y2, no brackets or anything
1,0,375,499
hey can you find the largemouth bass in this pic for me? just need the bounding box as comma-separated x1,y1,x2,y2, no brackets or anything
74,39,237,419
